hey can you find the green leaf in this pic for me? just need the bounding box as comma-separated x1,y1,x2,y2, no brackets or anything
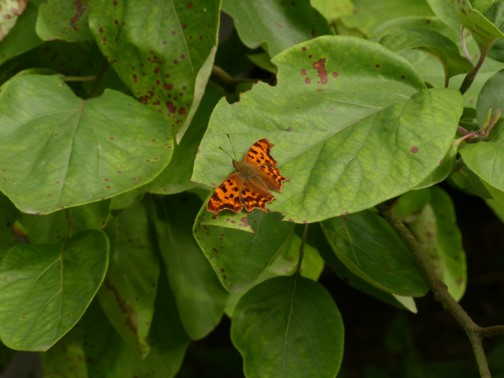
0,0,27,41
231,275,344,378
310,0,355,22
392,189,431,219
98,201,159,357
0,74,173,214
0,230,109,351
460,139,504,192
454,0,504,48
340,0,433,37
149,82,225,195
426,0,461,32
20,211,67,244
222,0,331,56
476,69,504,127
321,242,419,312
376,20,473,78
0,3,42,65
59,289,189,378
194,208,294,291
88,0,220,138
407,187,466,300
321,210,428,297
225,229,324,316
40,319,87,378
36,0,93,42
150,194,229,340
193,36,464,223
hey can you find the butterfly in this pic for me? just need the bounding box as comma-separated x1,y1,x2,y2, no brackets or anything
207,138,288,215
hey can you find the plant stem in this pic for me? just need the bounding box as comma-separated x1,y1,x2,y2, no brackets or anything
459,42,492,94
378,204,492,378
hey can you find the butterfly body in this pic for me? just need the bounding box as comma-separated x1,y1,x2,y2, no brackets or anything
207,139,288,215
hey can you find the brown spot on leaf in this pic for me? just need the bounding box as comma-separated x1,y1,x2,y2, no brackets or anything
313,58,328,84
410,146,419,153
166,101,177,113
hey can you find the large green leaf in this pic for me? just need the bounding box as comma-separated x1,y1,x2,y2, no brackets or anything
0,74,173,214
98,201,159,357
88,0,220,139
36,0,93,42
194,209,295,292
321,210,428,297
231,275,344,378
150,194,229,340
0,230,109,351
222,0,331,56
193,36,464,223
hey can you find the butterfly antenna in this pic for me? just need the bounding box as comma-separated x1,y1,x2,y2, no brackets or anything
218,146,235,161
227,134,239,160
218,133,238,160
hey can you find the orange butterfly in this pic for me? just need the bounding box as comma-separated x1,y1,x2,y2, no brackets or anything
207,138,288,215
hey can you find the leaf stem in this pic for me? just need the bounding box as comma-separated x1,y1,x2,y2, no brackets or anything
459,41,492,94
211,65,256,93
378,203,493,378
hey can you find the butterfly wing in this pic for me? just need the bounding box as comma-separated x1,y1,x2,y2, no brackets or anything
207,171,244,215
241,177,274,212
243,138,288,192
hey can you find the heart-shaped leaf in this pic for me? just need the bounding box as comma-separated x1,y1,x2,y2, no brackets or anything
0,230,109,351
231,275,344,378
0,74,173,214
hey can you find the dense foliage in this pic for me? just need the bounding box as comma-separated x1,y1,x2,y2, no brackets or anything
0,0,503,377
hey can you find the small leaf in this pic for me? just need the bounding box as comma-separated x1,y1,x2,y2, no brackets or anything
476,69,504,128
36,0,93,42
231,275,344,378
0,0,27,41
321,210,428,297
461,141,504,192
454,0,504,48
0,3,42,65
0,74,173,214
194,208,294,291
407,187,466,300
0,230,109,351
